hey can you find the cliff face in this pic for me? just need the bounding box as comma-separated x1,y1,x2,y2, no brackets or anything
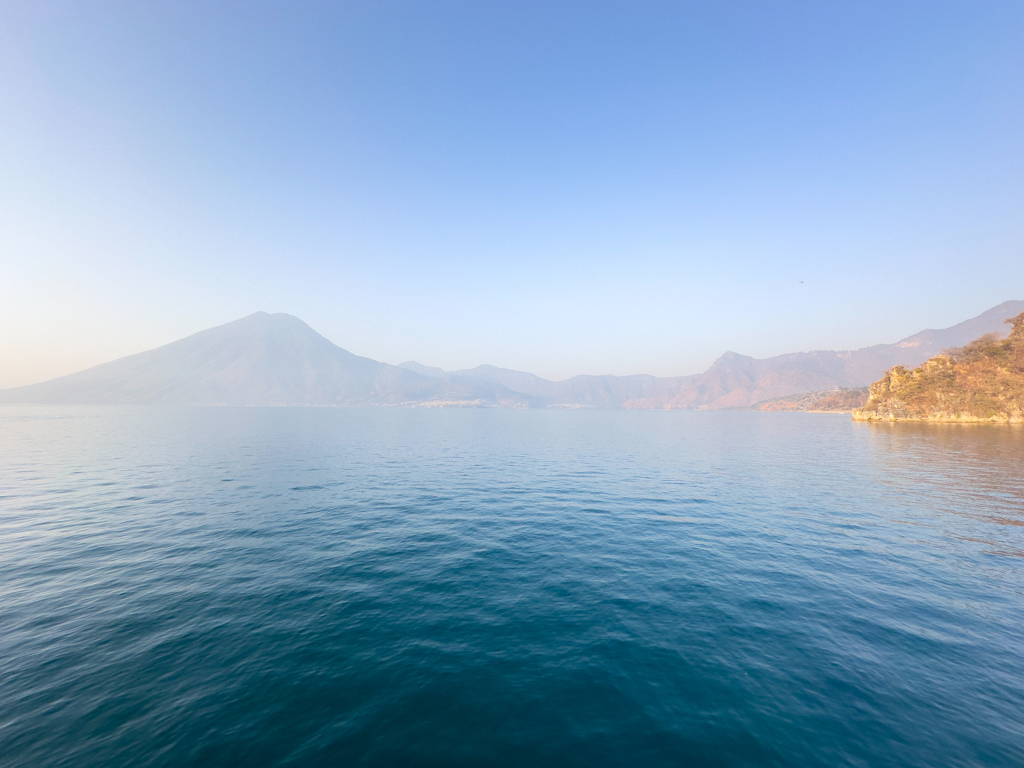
853,312,1024,423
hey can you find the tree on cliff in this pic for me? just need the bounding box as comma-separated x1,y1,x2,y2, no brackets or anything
1006,311,1024,374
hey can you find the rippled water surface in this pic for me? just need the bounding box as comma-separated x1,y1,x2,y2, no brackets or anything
1,407,1021,767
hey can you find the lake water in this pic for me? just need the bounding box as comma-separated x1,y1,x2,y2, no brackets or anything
1,407,1021,767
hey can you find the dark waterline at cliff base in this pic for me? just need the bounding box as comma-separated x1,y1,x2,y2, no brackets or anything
1,408,1021,767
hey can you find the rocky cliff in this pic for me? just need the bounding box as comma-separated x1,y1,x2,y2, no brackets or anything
853,312,1024,423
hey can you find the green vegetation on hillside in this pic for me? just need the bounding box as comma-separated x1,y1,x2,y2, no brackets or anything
854,312,1024,422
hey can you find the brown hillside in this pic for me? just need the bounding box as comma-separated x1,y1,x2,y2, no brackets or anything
749,388,869,412
853,312,1024,423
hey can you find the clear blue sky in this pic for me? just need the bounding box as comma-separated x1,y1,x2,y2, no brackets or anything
1,1,1021,386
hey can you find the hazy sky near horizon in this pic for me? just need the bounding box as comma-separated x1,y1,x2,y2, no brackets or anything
1,1,1022,387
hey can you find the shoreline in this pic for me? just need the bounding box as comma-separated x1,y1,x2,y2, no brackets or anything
852,411,1022,423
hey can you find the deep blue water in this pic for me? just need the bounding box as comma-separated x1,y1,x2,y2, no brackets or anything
0,407,1021,767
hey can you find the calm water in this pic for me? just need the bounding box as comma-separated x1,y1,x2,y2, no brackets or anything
0,407,1021,767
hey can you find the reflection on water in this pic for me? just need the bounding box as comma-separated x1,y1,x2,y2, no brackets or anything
0,407,1021,768
857,422,1024,556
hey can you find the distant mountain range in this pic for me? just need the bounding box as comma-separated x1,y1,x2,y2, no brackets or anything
1,300,1021,408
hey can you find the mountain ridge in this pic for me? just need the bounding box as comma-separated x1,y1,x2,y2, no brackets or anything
404,300,1024,408
2,300,1022,408
0,312,535,407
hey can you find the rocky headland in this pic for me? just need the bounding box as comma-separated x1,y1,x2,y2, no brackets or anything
853,312,1024,423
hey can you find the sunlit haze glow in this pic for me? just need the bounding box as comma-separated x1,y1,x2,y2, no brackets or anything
1,1,1021,387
